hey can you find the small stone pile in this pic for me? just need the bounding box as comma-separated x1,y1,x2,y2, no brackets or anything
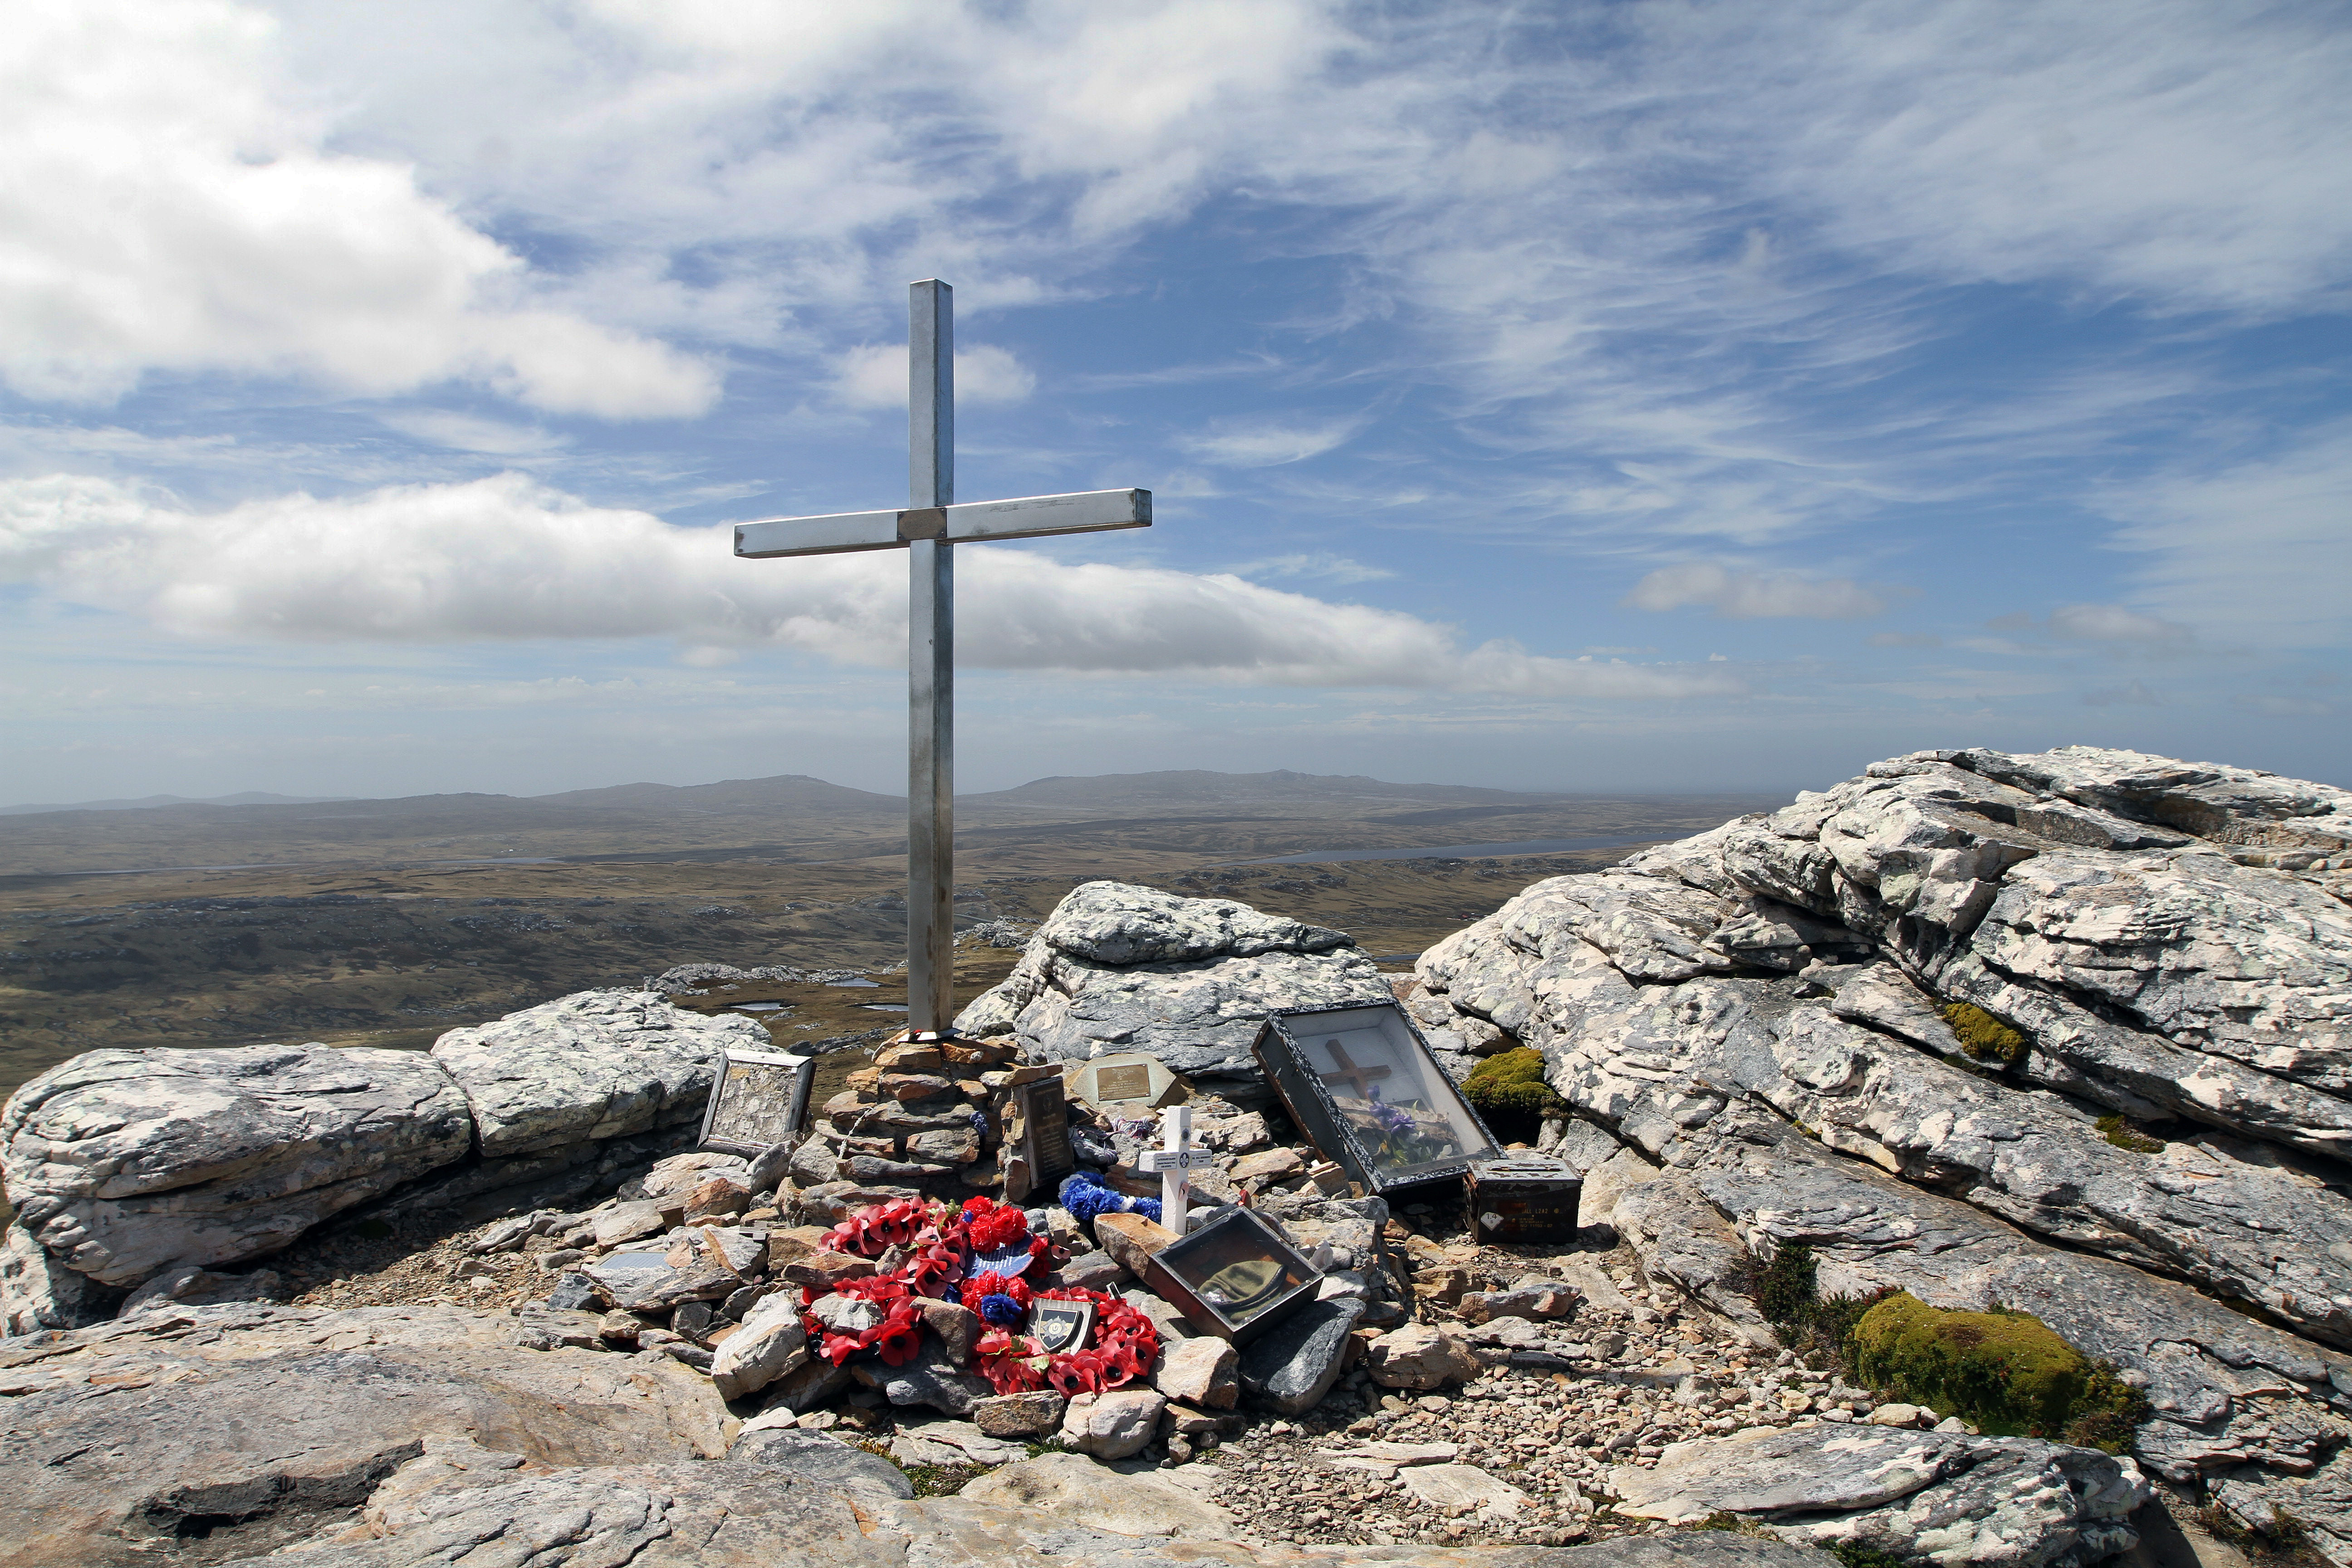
789,1034,1022,1195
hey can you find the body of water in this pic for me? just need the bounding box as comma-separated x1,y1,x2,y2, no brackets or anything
1223,834,1649,867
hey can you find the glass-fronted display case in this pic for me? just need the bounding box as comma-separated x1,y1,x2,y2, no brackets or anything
1253,1002,1502,1197
1145,1205,1323,1343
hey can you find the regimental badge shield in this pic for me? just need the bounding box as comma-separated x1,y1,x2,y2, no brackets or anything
1029,1298,1094,1355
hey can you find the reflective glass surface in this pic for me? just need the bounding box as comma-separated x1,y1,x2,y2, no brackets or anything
1279,1005,1497,1182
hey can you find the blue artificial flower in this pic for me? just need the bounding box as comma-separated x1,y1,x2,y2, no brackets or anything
979,1293,1024,1326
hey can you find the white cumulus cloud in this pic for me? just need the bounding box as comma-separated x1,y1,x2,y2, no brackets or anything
0,0,716,416
0,472,1745,702
1624,562,1894,619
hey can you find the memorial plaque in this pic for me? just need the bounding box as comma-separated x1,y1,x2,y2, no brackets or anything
1253,1002,1502,1199
697,1049,815,1156
1003,1073,1074,1203
1146,1205,1323,1343
1067,1051,1184,1112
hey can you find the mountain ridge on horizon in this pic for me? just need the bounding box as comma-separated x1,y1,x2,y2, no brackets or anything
0,766,1737,823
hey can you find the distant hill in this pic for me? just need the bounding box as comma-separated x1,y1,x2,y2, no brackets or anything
533,774,901,815
0,792,351,816
0,768,1773,877
966,769,1565,811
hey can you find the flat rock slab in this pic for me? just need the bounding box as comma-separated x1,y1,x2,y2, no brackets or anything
730,1427,912,1502
0,1043,472,1287
890,1417,1027,1468
0,1302,731,1568
431,989,767,1160
216,1462,900,1568
1611,1424,2153,1568
892,1508,1844,1568
956,1450,1235,1540
1399,1463,1529,1519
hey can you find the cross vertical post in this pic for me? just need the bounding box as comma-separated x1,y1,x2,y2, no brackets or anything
907,280,954,1034
732,279,1153,1041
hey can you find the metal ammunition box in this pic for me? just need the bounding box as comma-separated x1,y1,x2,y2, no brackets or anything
1465,1155,1584,1243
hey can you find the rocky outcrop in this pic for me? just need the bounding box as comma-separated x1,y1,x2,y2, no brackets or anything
1610,1424,2150,1568
0,1044,473,1288
431,989,764,1158
1409,746,2352,1562
0,1297,1879,1568
956,881,1395,1103
0,989,762,1324
0,1301,733,1568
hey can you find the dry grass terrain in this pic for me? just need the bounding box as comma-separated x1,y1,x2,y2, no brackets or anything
0,771,1778,1102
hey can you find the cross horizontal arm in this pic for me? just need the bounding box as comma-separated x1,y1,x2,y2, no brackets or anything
735,488,1152,559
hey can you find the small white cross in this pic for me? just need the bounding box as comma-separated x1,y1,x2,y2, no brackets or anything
1138,1105,1215,1234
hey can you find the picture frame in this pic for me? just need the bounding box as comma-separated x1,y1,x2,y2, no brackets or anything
1252,1001,1503,1199
1145,1205,1324,1343
696,1048,815,1156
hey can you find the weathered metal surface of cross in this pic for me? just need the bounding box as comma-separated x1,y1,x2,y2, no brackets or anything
735,280,1151,1035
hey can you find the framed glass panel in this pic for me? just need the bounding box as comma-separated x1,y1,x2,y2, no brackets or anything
1147,1205,1323,1343
697,1049,815,1155
1254,1003,1501,1196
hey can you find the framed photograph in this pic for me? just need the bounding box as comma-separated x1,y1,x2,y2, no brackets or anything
1253,1002,1502,1199
697,1049,815,1156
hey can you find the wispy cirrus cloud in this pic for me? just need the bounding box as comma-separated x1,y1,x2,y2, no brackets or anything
1624,561,1898,619
1177,417,1362,469
1224,551,1395,585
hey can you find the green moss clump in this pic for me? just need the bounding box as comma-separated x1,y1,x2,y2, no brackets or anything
1462,1047,1566,1120
1849,1292,2150,1451
2096,1113,2165,1154
1943,1002,2028,1064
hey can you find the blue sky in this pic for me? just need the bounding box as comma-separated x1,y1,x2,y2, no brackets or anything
3,0,2347,805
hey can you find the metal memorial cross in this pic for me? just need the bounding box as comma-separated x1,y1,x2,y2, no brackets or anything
1318,1040,1392,1101
735,280,1151,1037
1138,1104,1216,1235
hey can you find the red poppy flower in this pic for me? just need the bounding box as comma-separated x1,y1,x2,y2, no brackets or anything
869,1299,925,1367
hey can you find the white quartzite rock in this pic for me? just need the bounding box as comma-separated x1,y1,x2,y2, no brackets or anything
431,988,765,1159
1153,1333,1240,1409
1411,745,2352,1564
0,1043,472,1288
1363,1322,1482,1390
1059,1388,1167,1460
708,1291,808,1401
1,1218,98,1334
956,881,1393,1102
1610,1424,2151,1568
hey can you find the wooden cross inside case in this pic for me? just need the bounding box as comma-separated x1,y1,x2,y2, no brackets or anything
1252,1001,1503,1199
